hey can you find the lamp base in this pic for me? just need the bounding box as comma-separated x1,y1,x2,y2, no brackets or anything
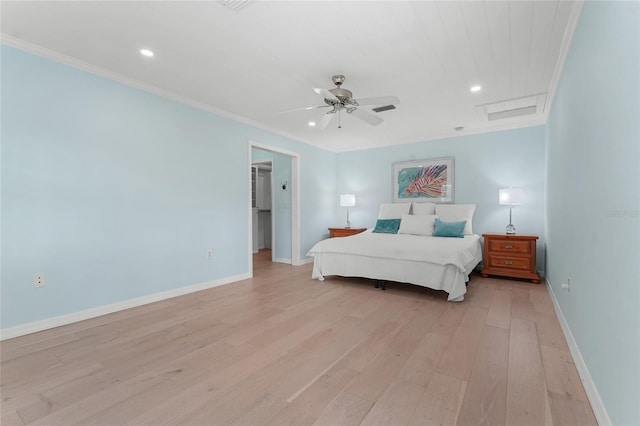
505,224,516,234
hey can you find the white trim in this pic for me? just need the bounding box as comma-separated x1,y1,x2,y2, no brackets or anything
330,120,546,153
251,141,300,159
0,34,330,153
291,155,301,265
0,272,250,341
541,1,584,122
545,280,612,426
269,164,276,260
249,141,301,268
1,34,571,155
272,258,292,264
248,149,255,276
300,257,314,265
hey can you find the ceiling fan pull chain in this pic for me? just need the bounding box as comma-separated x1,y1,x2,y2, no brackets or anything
338,109,342,129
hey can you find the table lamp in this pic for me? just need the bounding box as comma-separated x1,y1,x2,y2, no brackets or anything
499,188,523,234
340,193,355,228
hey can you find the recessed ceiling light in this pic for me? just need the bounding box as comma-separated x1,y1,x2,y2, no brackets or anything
308,121,316,127
470,85,482,93
140,49,154,57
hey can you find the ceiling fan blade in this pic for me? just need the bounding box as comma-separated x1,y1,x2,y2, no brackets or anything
318,112,335,130
349,108,384,126
278,105,330,114
352,96,399,106
313,88,339,101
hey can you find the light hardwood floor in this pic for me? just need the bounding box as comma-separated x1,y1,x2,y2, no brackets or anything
1,250,597,425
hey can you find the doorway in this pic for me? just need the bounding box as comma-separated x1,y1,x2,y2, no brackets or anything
252,161,273,255
248,141,300,276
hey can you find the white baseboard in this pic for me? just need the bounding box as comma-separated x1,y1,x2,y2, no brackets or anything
273,257,292,264
545,280,612,426
284,257,313,266
0,272,251,341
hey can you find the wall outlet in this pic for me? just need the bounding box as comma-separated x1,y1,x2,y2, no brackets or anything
561,277,571,292
33,274,46,288
207,250,213,260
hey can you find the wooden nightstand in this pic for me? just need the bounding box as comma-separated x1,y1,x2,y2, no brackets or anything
481,233,541,283
328,227,366,238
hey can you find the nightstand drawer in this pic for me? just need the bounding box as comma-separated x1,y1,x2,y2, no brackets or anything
329,227,366,238
488,239,531,254
487,255,531,271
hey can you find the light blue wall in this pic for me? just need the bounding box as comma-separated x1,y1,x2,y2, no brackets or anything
1,45,335,329
251,147,292,261
546,2,640,425
336,126,547,271
5,9,638,421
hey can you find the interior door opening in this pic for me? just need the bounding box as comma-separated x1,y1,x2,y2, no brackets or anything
252,161,273,258
249,142,300,276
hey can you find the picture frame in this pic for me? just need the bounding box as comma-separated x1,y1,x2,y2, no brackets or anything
392,157,455,203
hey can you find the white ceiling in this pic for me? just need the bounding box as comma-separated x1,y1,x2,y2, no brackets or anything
1,1,583,152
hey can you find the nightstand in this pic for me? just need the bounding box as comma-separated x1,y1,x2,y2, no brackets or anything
328,227,366,238
481,233,540,283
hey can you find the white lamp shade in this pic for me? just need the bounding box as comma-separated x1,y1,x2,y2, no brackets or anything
340,193,355,207
499,188,523,205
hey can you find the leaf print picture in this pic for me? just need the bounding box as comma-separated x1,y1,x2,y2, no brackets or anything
393,157,454,203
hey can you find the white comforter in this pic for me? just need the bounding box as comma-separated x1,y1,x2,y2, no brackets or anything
306,230,482,301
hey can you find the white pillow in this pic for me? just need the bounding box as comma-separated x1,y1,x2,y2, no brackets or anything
411,202,437,215
378,203,411,219
435,204,476,235
398,214,439,236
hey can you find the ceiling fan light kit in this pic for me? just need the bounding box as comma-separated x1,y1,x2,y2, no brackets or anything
288,75,399,130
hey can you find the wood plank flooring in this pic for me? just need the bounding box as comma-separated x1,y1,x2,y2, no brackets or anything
1,250,597,425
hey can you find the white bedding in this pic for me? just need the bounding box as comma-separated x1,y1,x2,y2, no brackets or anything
306,230,482,301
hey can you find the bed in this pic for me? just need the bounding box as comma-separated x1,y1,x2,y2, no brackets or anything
306,203,482,301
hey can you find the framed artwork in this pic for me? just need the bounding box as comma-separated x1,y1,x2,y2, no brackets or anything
392,157,454,203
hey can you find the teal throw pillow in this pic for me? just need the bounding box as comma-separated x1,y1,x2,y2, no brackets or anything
372,218,401,234
433,218,466,238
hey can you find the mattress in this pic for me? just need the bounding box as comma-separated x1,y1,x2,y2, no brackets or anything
306,230,482,301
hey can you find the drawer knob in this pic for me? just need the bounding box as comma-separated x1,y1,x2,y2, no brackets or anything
503,244,514,249
504,260,514,265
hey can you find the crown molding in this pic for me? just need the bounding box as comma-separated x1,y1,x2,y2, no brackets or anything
332,118,546,153
1,11,578,155
541,0,585,123
0,34,334,152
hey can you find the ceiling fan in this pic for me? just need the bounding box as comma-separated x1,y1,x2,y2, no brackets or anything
287,75,399,129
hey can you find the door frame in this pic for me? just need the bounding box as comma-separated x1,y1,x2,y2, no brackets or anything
248,141,301,275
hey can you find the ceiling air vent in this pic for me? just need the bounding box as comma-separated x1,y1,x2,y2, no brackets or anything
488,105,537,121
477,93,547,121
373,105,396,113
218,0,255,11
